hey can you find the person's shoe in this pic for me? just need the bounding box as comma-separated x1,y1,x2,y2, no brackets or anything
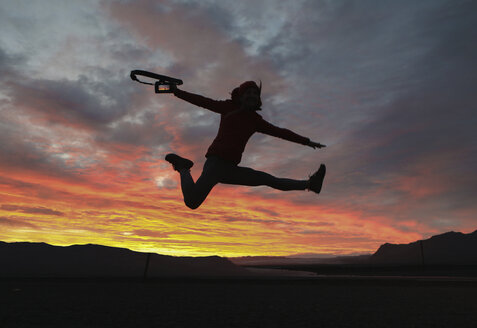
308,164,326,194
165,153,194,171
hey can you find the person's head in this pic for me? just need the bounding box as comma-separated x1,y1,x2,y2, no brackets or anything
231,80,262,110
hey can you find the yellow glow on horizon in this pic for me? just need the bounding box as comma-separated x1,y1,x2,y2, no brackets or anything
0,164,428,258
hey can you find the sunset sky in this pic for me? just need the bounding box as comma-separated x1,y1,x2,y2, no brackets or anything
1,0,476,257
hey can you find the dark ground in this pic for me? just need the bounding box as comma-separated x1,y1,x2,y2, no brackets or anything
1,278,476,328
244,264,477,277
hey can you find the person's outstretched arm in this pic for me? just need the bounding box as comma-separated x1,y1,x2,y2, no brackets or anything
172,86,230,114
257,118,326,149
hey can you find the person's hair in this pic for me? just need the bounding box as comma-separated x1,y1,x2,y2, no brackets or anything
230,80,262,110
231,87,241,104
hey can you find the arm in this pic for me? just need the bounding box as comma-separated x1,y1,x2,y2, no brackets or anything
173,87,230,114
257,118,325,149
257,118,309,145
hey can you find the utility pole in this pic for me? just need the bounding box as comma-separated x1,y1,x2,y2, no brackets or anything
143,253,151,281
419,240,425,267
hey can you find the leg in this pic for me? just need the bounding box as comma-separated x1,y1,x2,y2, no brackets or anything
178,158,223,209
220,166,308,191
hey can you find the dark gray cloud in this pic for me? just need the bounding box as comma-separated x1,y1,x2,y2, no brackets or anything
6,73,134,128
0,117,86,182
96,111,173,148
0,216,38,229
250,206,279,217
132,229,169,238
224,215,289,225
0,47,25,76
298,230,329,235
1,204,64,216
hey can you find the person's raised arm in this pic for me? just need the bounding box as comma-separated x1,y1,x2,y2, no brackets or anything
171,85,229,114
257,118,326,149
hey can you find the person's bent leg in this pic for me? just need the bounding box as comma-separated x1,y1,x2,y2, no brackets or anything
221,166,308,191
178,159,222,209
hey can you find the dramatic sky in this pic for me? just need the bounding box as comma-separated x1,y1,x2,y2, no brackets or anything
1,0,476,257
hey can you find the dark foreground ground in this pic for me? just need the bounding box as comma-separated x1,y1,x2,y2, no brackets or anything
1,277,476,328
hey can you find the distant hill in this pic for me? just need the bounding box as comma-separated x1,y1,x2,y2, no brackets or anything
228,255,372,266
4,230,475,279
228,256,292,266
371,230,477,265
228,230,477,267
0,242,250,278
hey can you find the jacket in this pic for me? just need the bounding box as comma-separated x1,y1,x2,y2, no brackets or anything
174,89,310,165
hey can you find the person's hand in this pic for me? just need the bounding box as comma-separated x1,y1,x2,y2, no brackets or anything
308,141,326,149
169,83,178,94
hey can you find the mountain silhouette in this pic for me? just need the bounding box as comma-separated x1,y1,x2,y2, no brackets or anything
0,242,250,278
371,230,477,265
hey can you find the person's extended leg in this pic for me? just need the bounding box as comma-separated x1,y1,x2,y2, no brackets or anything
220,166,309,191
177,158,223,209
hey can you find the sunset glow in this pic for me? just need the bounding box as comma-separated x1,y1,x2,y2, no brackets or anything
1,0,476,257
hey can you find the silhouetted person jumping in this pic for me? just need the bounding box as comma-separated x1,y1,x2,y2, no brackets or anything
166,81,326,209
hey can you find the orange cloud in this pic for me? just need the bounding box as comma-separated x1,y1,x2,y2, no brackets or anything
0,157,424,257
